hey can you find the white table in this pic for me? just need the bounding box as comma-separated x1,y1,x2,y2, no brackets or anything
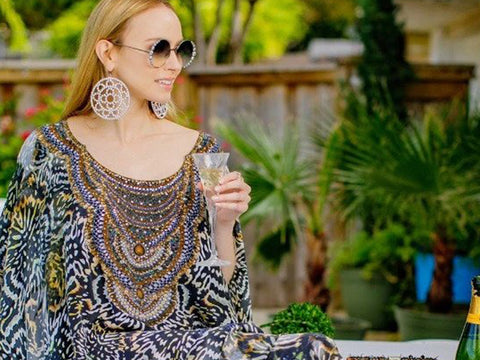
335,339,458,360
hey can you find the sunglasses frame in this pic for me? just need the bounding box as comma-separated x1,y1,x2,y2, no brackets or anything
113,39,196,69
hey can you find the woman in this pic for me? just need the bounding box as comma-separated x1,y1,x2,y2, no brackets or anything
0,0,340,359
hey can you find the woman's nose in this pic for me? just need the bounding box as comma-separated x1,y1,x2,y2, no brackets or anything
165,50,182,72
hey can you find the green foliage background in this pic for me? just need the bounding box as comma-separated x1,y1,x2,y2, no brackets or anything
12,0,77,29
46,0,97,58
46,0,307,61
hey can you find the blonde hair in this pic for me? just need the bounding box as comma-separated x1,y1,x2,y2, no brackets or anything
62,0,177,120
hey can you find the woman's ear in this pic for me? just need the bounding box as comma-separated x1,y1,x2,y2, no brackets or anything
95,39,116,73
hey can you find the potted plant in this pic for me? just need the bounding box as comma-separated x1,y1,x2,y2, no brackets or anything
321,91,480,339
328,223,418,330
262,302,371,341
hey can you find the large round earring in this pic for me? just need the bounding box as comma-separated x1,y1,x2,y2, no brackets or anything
151,102,167,119
90,76,130,120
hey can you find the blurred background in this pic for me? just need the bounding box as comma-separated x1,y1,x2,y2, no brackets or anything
1,0,480,341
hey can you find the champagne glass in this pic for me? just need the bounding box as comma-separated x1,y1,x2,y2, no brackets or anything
192,152,231,267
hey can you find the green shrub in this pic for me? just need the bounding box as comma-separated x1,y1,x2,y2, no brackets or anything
261,302,334,337
45,0,97,58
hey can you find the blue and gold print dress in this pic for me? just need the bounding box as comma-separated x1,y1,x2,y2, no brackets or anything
0,121,340,359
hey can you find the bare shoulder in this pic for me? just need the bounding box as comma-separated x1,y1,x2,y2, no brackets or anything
65,115,99,140
161,120,200,143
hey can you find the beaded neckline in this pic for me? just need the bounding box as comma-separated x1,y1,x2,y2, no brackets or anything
40,121,212,324
60,119,204,186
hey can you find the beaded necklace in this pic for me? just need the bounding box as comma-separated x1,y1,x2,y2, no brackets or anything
41,122,212,325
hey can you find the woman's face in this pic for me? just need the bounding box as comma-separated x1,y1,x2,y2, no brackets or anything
113,5,184,106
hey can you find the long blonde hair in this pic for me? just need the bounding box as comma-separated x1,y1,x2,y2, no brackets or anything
62,0,175,120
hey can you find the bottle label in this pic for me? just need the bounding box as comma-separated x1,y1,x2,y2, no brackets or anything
467,313,480,325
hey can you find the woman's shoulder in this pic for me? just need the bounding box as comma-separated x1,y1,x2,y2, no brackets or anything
163,120,220,153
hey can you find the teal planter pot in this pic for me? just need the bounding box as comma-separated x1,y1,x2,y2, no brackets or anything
340,268,395,330
394,305,467,340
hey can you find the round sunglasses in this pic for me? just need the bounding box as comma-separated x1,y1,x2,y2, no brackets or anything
113,39,196,69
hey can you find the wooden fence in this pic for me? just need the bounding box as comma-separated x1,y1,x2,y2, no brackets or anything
0,59,475,307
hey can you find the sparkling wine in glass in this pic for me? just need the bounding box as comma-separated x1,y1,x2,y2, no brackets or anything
192,152,231,267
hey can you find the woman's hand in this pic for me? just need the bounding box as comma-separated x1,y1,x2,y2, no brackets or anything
197,171,251,225
213,171,251,223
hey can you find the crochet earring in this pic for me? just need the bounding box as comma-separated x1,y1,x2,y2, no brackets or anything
151,102,167,119
90,75,130,120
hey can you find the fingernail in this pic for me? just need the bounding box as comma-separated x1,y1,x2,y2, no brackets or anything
212,195,219,201
215,186,221,192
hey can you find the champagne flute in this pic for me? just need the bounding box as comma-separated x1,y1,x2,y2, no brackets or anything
192,152,231,267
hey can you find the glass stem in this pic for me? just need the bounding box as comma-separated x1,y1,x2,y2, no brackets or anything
206,197,217,257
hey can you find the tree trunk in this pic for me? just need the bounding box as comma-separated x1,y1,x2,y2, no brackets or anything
303,229,330,311
206,0,227,65
227,0,242,63
189,0,206,65
232,0,258,64
427,226,455,313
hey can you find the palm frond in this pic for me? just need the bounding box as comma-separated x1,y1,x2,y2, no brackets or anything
216,115,317,250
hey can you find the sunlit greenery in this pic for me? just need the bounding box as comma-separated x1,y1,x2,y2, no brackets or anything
12,0,76,29
1,0,357,61
46,0,96,58
0,0,29,52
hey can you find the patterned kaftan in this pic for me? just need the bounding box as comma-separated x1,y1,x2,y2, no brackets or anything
0,121,341,360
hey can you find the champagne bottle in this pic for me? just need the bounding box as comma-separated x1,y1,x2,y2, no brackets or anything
455,275,480,360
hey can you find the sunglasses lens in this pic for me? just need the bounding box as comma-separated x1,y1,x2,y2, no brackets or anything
177,41,195,68
151,40,171,67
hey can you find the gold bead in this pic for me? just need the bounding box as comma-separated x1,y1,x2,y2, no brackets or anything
134,244,145,256
136,289,144,299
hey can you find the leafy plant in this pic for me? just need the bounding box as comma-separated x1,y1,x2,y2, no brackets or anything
321,91,480,313
261,302,334,337
217,116,316,268
217,114,333,309
328,223,422,306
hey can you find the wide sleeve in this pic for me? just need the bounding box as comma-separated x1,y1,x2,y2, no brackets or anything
198,132,254,323
0,130,52,357
228,221,253,323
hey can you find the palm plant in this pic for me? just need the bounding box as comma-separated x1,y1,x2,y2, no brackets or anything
321,92,480,313
216,115,331,309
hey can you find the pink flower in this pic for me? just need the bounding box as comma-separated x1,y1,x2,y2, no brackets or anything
20,130,32,141
24,107,38,118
